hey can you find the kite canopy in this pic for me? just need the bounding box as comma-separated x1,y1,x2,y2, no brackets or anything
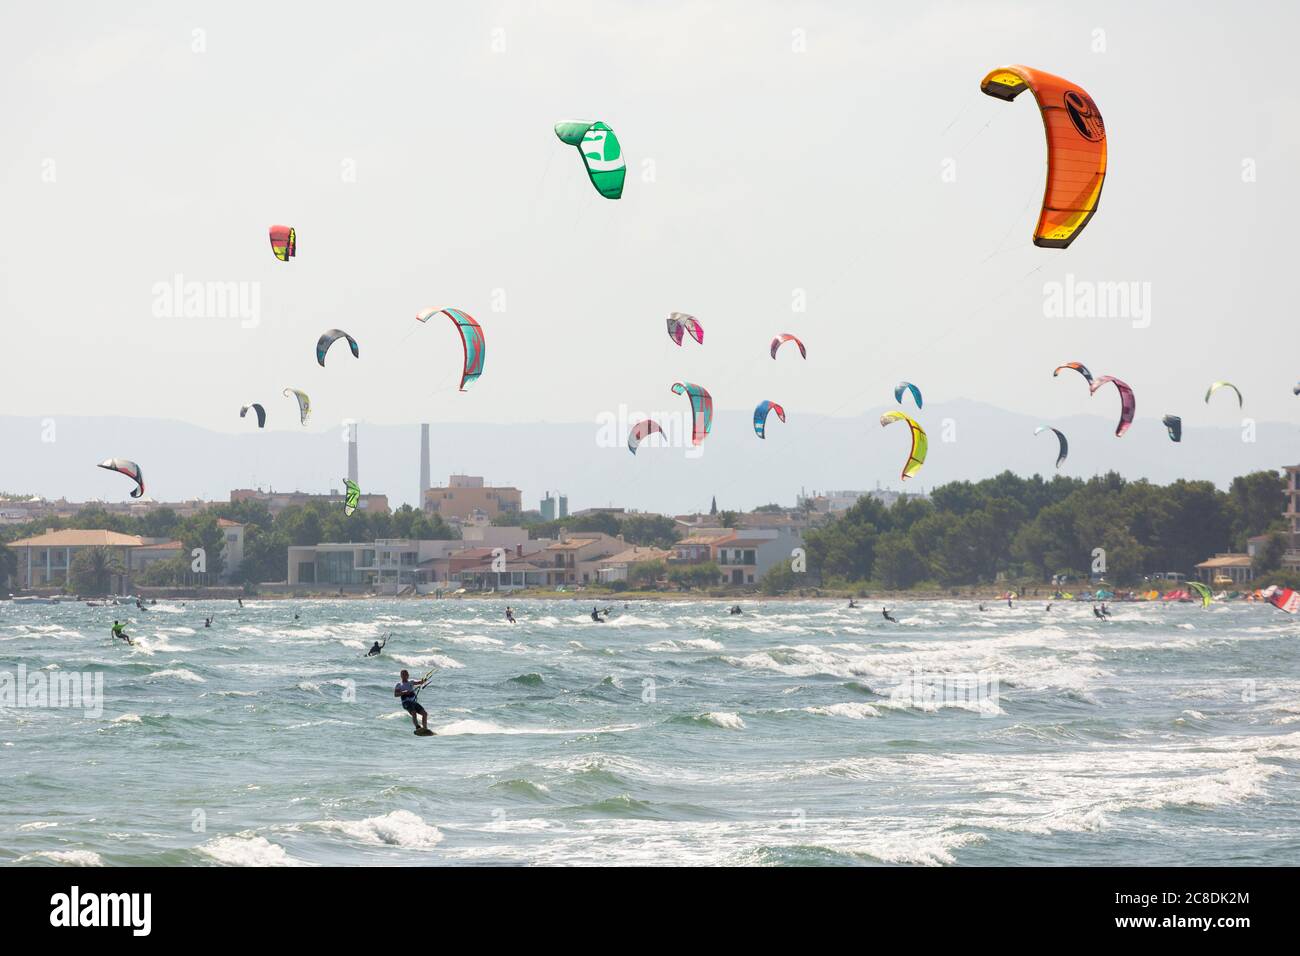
240,403,266,429
753,400,786,439
317,329,359,367
415,307,485,391
880,412,927,480
894,382,923,409
554,120,625,199
666,313,704,347
1053,362,1094,388
343,478,360,517
269,225,296,261
283,387,311,426
97,458,145,498
770,333,806,360
1162,414,1182,442
1089,375,1135,437
1205,381,1243,407
980,65,1106,248
627,419,665,455
1034,425,1069,469
1187,581,1213,609
671,382,713,446
1262,585,1300,613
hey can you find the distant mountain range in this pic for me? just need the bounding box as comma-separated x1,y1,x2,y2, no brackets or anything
2,401,1296,516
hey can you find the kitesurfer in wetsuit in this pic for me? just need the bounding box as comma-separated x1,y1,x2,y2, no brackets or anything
237,598,244,608
978,603,986,612
729,605,742,615
204,617,212,629
882,607,898,623
591,606,605,622
1100,603,1111,618
1046,603,1053,612
367,635,388,657
111,621,133,646
505,607,516,624
848,598,858,609
393,669,429,733
1092,605,1104,619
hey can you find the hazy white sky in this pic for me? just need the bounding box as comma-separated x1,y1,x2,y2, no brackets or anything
3,0,1297,445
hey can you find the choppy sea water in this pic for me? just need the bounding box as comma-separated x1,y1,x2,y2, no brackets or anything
2,597,1298,867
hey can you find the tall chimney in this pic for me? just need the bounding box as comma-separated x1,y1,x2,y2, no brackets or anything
419,424,431,504
348,424,359,485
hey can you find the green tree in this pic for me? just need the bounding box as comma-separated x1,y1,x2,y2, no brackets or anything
68,546,124,596
1253,531,1288,574
873,531,928,589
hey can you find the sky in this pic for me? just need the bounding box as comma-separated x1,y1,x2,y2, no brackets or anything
2,1,1298,508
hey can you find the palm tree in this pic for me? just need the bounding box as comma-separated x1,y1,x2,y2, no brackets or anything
69,546,125,596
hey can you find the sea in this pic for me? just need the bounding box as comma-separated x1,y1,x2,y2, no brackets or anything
2,597,1298,867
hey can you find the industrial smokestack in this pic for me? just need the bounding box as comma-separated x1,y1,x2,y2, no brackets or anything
348,424,359,485
419,424,431,504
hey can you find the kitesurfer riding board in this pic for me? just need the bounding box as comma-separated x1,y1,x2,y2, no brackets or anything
394,668,432,734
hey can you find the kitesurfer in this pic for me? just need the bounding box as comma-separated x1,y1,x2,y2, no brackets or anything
204,617,212,629
882,607,898,623
505,607,516,624
367,636,388,657
111,621,133,646
591,606,605,623
847,598,858,609
729,605,742,615
393,669,429,733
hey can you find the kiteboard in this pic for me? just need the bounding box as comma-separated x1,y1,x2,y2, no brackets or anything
414,728,436,737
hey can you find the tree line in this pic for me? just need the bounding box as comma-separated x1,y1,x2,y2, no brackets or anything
793,470,1291,590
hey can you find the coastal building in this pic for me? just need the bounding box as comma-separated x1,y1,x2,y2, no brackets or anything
797,484,925,514
230,488,389,517
7,529,183,593
540,493,557,522
423,475,521,521
674,529,730,563
1285,466,1300,570
0,496,215,524
595,546,672,584
711,527,804,586
286,526,547,593
218,518,245,581
1194,553,1254,586
536,530,626,587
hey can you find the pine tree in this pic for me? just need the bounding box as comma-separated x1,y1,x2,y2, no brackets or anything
710,496,718,516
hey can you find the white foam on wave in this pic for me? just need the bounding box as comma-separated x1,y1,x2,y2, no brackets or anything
147,668,204,683
112,713,142,724
648,638,724,652
698,711,745,730
310,810,443,848
394,653,463,670
18,849,103,866
803,702,881,719
17,821,58,831
435,719,640,737
196,834,306,867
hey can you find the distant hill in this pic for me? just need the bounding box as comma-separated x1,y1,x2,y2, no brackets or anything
2,401,1296,516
